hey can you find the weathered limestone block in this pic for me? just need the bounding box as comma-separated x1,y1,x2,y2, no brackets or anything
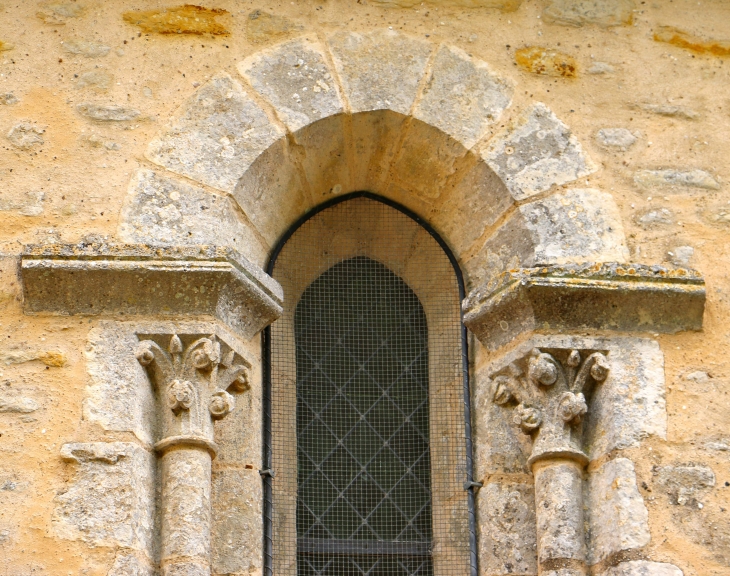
482,103,596,201
584,337,666,460
477,482,537,575
543,0,635,28
238,37,343,132
327,29,432,114
599,561,684,576
212,469,263,575
350,109,408,192
519,188,629,265
654,463,716,507
146,74,284,193
414,44,513,149
85,322,157,446
586,458,650,564
120,169,267,266
54,442,156,554
634,169,720,191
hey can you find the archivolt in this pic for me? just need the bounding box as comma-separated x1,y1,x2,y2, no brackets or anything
122,29,629,291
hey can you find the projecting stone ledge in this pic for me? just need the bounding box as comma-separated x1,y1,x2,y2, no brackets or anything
20,244,283,339
463,263,705,350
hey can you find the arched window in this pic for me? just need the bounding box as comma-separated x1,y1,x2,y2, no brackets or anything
265,194,474,576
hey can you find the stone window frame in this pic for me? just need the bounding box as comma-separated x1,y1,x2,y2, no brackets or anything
264,193,477,576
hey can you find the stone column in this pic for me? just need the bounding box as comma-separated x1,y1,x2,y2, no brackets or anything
136,334,250,576
490,348,609,576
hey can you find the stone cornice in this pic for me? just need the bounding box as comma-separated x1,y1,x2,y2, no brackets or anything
20,243,283,339
463,263,706,350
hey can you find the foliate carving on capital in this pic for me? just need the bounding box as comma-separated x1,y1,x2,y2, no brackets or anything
490,348,609,467
135,333,251,455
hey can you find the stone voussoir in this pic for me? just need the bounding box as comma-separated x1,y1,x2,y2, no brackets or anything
146,73,284,193
482,102,597,201
327,29,433,115
463,262,706,350
413,43,513,149
238,36,344,132
20,243,283,340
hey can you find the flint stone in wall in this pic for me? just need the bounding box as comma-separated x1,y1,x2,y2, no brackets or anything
328,29,432,115
54,442,156,554
483,103,596,201
146,73,284,193
212,469,263,575
586,458,650,564
239,38,343,132
119,169,266,265
414,44,513,149
84,322,157,446
599,561,684,576
477,482,537,575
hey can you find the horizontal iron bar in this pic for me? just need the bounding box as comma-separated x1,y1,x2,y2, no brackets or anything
298,538,431,556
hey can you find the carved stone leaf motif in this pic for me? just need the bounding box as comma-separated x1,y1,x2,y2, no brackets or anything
135,333,250,448
490,348,609,465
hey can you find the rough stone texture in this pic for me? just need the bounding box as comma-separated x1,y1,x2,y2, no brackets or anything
515,47,578,78
6,122,45,150
54,442,156,555
668,245,694,267
160,449,211,570
634,169,720,190
588,62,615,74
21,244,283,340
654,463,716,507
84,322,157,445
477,482,537,575
212,469,263,575
586,458,650,564
0,92,18,105
75,69,114,92
463,264,704,350
238,37,343,132
634,103,699,120
62,38,110,57
246,10,300,45
478,336,668,461
519,188,629,264
328,29,432,115
543,0,635,28
600,561,684,576
76,103,141,122
596,128,638,150
0,346,66,366
414,44,512,149
635,208,675,229
107,553,157,576
483,103,596,201
119,169,266,265
146,73,284,193
0,393,39,413
533,461,586,562
0,190,44,216
373,0,522,8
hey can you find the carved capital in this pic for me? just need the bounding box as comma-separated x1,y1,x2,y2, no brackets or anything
135,333,251,457
489,347,609,468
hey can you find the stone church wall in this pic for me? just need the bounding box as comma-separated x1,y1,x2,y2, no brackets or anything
0,1,728,575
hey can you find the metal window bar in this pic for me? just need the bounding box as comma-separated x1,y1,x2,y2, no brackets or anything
264,193,477,576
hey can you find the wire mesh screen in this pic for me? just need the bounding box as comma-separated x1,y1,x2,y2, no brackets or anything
268,196,471,576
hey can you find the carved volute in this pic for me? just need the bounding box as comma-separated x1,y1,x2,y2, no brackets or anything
490,347,609,467
136,334,251,457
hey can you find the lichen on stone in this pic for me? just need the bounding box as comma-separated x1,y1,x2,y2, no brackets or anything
515,46,577,77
